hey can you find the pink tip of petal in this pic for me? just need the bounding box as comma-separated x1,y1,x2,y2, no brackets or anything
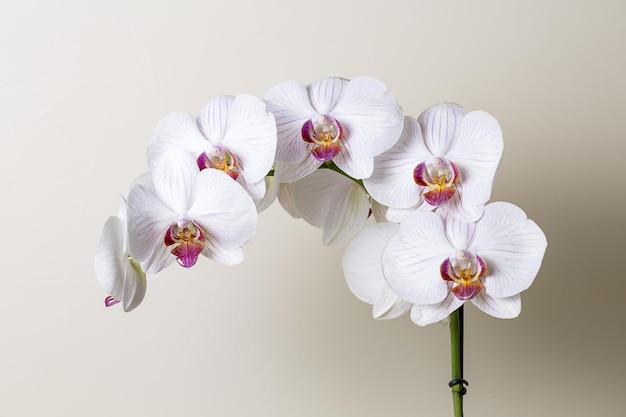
171,241,204,268
105,296,120,307
311,144,342,162
424,187,456,206
451,282,484,300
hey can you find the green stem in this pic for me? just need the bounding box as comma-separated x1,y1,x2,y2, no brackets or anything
449,305,465,417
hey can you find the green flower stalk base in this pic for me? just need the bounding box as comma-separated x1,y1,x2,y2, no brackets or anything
449,305,467,417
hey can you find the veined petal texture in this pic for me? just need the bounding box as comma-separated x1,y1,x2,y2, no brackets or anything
410,293,463,326
418,102,465,156
148,111,207,164
95,216,127,301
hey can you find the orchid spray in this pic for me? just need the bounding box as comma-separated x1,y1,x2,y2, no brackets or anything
95,76,547,416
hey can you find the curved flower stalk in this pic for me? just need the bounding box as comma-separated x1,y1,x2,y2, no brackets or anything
127,150,258,274
94,200,147,312
342,222,412,319
363,103,503,223
147,94,277,201
265,76,404,182
382,202,547,326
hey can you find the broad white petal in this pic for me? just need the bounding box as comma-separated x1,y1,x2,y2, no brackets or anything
363,116,430,208
121,260,147,312
471,292,521,319
140,243,174,275
196,96,235,143
385,200,432,223
470,202,547,298
254,176,279,213
332,150,373,180
127,174,176,264
150,150,198,215
94,216,126,300
202,237,245,265
237,176,266,200
220,94,277,183
418,103,465,155
370,199,388,223
410,294,463,326
277,182,300,218
383,211,454,305
293,169,370,246
274,157,321,183
436,186,485,223
331,76,404,159
446,111,503,207
308,77,349,114
265,80,316,163
342,222,411,319
189,169,258,250
148,111,208,164
444,214,477,250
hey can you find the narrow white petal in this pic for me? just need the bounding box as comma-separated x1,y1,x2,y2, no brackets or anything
332,150,373,180
446,111,503,207
274,157,321,183
121,261,147,312
140,244,174,275
363,116,430,208
470,202,547,298
196,96,235,144
331,76,404,159
308,77,349,114
444,214,477,250
471,292,521,319
418,103,465,155
254,176,279,213
277,182,301,218
148,111,208,165
220,94,277,183
383,211,454,305
293,169,370,246
410,294,463,326
238,176,266,200
150,150,198,215
436,186,485,223
94,216,126,300
385,201,432,223
265,80,316,163
202,237,245,265
189,169,258,250
370,199,388,223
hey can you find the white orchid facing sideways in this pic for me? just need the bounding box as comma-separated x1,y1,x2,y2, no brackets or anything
265,76,404,182
363,103,503,223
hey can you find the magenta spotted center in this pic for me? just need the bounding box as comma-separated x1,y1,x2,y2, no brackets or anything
301,115,344,162
164,221,206,268
414,157,459,206
440,250,486,300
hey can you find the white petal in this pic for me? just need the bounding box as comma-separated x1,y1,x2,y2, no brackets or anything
446,111,503,207
150,150,199,215
363,116,430,208
342,222,411,320
196,96,235,143
331,76,404,159
265,80,316,163
444,214,477,249
418,103,465,155
308,77,349,114
385,201,432,223
293,169,370,246
94,216,126,300
189,169,258,250
219,94,277,183
202,237,245,265
274,157,321,183
471,292,521,319
277,182,300,218
237,176,266,200
370,199,388,223
470,202,547,298
254,176,279,213
332,150,373,180
121,259,147,312
127,174,176,264
147,111,208,164
436,186,485,223
410,294,463,326
383,211,454,305
140,244,174,275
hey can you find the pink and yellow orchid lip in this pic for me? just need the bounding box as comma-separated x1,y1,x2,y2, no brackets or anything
197,149,239,180
104,296,120,307
440,250,487,300
164,221,207,268
414,158,459,206
302,115,344,162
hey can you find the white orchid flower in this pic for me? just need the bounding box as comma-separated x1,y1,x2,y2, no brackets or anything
363,103,503,223
126,150,257,274
382,202,547,326
265,76,404,182
342,222,412,319
147,94,277,201
94,200,147,312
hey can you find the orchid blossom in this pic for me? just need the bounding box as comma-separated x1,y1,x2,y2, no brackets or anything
381,202,547,326
94,200,147,312
147,94,277,200
363,103,503,223
126,150,257,274
265,76,404,182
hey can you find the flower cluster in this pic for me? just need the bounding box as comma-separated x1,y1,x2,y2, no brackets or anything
95,76,546,323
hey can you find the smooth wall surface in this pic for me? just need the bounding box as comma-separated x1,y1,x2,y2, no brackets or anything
1,1,624,416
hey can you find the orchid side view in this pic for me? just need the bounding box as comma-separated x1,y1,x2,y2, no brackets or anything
95,75,547,416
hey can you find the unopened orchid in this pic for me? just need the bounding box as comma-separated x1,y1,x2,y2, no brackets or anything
265,76,404,182
382,202,547,326
147,94,276,200
126,150,257,274
363,103,503,223
94,200,147,312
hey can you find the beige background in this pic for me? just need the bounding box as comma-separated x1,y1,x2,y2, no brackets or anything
1,0,624,416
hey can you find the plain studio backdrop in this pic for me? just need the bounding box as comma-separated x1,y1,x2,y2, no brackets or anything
1,1,624,416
